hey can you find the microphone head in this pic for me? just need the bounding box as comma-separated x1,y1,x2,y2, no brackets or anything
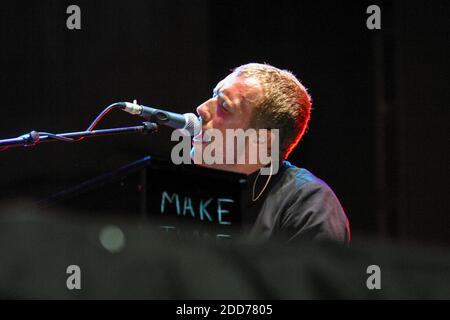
183,113,201,136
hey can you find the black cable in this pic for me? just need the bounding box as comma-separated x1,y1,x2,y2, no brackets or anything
0,103,124,151
67,102,124,142
38,132,77,142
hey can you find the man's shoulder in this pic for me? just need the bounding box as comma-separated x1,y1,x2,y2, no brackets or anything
277,160,347,225
275,161,350,243
280,161,332,193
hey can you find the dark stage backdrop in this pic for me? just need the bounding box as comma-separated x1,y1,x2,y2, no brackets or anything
0,0,448,245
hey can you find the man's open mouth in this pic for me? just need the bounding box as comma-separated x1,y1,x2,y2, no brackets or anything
192,131,212,143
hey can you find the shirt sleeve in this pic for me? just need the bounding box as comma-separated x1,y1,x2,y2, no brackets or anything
278,181,350,243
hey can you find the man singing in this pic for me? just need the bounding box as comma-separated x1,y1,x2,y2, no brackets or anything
191,63,350,243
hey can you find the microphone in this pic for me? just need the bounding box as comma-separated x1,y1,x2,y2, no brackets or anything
117,101,201,136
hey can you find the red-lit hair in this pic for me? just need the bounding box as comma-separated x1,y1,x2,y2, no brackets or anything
234,63,312,159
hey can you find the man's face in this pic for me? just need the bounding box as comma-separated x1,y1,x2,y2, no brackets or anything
191,73,263,169
195,73,262,138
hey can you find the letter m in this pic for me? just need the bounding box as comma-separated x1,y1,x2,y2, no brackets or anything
161,191,180,214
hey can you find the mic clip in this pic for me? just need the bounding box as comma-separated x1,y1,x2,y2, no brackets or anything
142,121,159,134
19,131,40,147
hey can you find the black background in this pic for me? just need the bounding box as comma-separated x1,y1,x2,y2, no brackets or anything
0,0,448,245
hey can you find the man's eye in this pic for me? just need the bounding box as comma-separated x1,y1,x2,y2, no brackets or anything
218,100,227,109
220,101,231,113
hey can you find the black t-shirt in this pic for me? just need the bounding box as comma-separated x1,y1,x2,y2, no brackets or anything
243,161,350,243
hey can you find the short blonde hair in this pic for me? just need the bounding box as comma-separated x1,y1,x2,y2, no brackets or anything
233,63,312,159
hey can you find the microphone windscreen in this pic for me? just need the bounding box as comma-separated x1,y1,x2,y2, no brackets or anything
183,113,201,136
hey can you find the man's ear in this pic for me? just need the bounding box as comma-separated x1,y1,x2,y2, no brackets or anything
258,129,272,147
258,128,281,175
254,128,273,156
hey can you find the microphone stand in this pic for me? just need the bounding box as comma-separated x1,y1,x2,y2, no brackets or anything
0,122,158,150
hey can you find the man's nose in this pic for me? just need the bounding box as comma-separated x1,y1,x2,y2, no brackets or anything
196,99,215,123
